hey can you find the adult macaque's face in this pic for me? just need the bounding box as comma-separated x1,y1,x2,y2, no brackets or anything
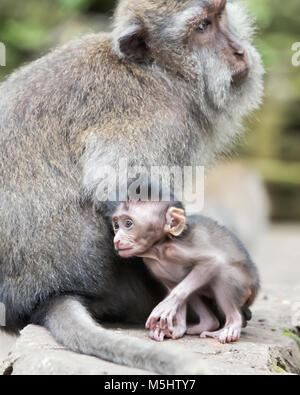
189,0,249,86
150,0,264,111
114,0,264,115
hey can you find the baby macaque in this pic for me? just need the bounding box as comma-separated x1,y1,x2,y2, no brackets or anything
112,201,260,344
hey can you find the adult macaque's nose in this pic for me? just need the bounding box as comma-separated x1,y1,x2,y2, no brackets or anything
230,41,246,60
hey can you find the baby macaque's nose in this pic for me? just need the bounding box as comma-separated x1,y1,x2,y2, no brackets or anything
114,239,120,250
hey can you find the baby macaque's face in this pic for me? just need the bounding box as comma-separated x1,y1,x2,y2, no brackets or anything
112,202,186,258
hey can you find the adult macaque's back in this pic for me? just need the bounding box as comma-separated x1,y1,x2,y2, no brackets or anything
0,0,264,374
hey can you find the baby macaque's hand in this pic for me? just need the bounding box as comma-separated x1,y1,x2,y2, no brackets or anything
146,296,187,341
149,324,172,342
145,297,179,333
148,322,186,342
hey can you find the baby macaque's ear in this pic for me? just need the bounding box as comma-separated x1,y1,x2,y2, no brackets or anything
164,207,186,236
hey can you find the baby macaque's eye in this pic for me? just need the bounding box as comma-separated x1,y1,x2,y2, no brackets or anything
196,19,211,33
125,220,133,229
114,221,119,230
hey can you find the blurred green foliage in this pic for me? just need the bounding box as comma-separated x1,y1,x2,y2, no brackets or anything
243,0,300,220
0,0,117,79
247,0,300,97
0,0,299,219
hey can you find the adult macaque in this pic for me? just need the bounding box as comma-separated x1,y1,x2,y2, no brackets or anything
0,0,263,373
113,200,260,343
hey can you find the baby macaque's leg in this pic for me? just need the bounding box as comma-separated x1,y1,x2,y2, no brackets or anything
171,303,187,340
200,313,242,344
186,295,219,335
200,281,243,344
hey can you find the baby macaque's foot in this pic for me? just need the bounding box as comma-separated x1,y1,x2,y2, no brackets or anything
171,324,186,340
200,325,241,344
187,316,219,335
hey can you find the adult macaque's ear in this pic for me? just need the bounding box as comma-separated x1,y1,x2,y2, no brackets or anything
164,207,186,237
113,20,150,63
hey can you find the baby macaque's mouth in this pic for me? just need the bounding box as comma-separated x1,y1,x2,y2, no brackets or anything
116,247,135,256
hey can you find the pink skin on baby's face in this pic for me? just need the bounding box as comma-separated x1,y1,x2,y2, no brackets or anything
112,202,186,258
112,202,166,258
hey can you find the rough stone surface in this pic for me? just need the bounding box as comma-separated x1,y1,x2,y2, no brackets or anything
0,225,299,375
0,325,155,375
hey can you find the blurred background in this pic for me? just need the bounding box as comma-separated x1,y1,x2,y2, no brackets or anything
0,0,299,221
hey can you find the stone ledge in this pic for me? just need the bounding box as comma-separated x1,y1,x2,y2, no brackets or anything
0,325,154,375
1,288,299,375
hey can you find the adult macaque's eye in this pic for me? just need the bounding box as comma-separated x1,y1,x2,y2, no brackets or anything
114,221,119,230
196,19,211,33
125,220,133,228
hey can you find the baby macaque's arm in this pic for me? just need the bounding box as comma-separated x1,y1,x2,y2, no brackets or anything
146,256,219,332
